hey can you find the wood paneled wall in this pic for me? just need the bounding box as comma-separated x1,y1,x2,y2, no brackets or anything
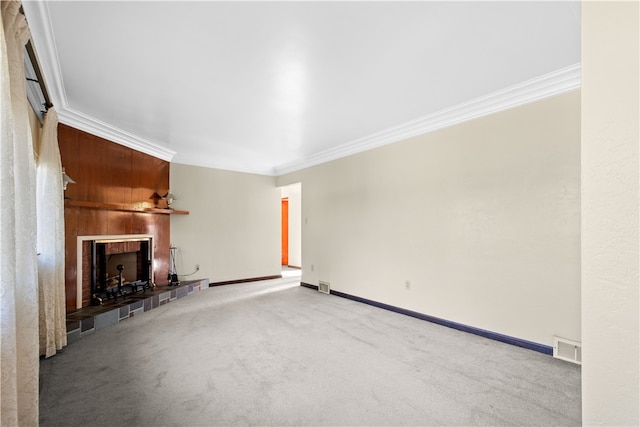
59,124,171,312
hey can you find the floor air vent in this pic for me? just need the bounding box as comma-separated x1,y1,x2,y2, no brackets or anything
318,281,330,294
553,336,582,365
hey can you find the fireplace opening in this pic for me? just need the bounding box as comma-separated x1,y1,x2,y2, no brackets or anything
91,238,153,305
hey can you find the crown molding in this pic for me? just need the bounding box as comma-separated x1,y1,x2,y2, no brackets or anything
170,157,278,177
57,108,176,162
22,1,176,162
24,0,579,174
22,1,68,112
274,63,581,176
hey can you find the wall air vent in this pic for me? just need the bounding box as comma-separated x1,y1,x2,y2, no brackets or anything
553,336,582,365
318,281,330,295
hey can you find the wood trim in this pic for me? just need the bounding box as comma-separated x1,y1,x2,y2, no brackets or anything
209,275,282,287
65,200,189,215
60,123,175,311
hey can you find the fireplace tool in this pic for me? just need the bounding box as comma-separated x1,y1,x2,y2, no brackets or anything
168,246,180,286
115,264,125,299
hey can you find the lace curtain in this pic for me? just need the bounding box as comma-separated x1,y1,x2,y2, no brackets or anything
36,107,67,358
0,1,40,425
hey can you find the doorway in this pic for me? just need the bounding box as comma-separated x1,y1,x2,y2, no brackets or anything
281,198,288,265
280,183,302,271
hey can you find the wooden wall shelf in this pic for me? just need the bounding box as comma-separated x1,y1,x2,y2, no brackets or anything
146,208,190,215
65,200,189,215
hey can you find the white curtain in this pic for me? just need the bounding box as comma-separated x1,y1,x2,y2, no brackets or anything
1,1,40,425
36,107,67,358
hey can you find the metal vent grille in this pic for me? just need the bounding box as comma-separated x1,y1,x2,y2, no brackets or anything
553,336,582,365
318,281,330,294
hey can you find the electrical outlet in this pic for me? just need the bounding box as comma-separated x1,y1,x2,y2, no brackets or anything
405,280,411,290
195,264,200,270
311,264,314,271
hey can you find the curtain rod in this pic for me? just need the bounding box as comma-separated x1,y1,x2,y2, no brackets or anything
25,40,53,111
20,5,54,111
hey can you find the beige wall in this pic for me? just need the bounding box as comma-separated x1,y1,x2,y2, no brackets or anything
170,164,281,283
582,1,639,425
278,91,581,346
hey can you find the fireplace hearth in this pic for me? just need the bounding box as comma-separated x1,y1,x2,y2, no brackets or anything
66,278,210,344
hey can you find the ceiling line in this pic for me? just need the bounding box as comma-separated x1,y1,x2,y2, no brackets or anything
58,107,177,162
52,59,582,176
274,63,581,176
23,1,580,177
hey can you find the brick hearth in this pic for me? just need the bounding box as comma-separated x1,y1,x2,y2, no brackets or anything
65,278,209,344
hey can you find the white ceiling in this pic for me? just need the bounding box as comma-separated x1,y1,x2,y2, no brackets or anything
23,1,581,176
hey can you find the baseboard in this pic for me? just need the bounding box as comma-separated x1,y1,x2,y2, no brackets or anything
300,282,553,355
210,275,282,287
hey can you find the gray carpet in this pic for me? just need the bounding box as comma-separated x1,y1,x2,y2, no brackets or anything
40,276,581,426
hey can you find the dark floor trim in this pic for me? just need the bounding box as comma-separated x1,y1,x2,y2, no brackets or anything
300,282,553,355
210,275,282,287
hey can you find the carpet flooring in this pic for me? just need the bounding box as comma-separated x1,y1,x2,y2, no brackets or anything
39,275,581,426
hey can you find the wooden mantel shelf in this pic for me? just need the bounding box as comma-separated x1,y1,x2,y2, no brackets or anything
65,200,189,215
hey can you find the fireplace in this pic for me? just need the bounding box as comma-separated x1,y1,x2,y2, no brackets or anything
77,235,155,308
